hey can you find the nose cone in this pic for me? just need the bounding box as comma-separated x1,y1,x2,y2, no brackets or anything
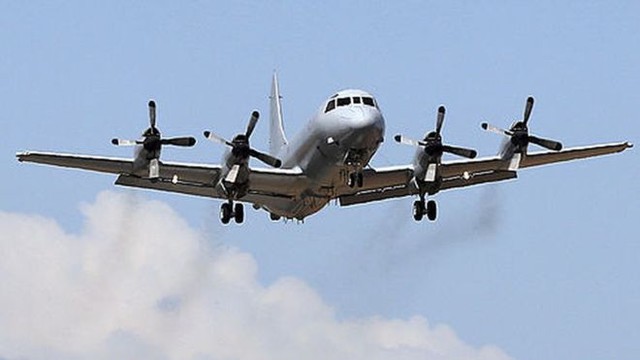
342,106,385,146
348,106,385,132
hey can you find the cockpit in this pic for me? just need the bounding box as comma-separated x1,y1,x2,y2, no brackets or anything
324,94,379,113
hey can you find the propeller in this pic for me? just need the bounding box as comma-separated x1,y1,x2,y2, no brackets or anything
394,105,478,159
111,100,197,151
204,110,282,168
481,96,562,151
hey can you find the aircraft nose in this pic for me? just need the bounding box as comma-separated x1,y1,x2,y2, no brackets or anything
341,106,385,146
349,106,384,132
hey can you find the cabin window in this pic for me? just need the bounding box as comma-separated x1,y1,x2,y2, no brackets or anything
337,97,351,106
325,99,336,112
353,97,361,104
362,97,375,106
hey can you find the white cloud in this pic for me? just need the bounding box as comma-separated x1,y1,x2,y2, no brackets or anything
0,191,511,360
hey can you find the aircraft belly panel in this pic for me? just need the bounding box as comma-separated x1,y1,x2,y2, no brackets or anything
260,193,330,220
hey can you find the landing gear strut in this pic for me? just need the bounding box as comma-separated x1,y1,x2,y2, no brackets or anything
220,200,244,224
347,172,364,188
412,198,437,222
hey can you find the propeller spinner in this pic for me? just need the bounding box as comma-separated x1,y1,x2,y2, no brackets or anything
394,106,478,159
204,110,282,168
481,96,562,151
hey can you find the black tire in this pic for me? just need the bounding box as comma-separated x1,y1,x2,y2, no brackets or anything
220,203,231,224
269,212,281,221
347,173,356,188
426,200,437,221
356,172,364,187
413,200,424,221
234,203,244,224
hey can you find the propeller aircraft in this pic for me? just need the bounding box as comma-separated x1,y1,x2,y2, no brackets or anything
16,74,633,225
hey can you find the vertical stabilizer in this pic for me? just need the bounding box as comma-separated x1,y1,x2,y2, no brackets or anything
269,72,288,155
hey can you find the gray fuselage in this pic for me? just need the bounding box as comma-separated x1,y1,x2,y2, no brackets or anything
262,89,385,219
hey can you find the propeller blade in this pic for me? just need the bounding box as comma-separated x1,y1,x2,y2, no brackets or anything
435,105,445,135
523,96,534,125
148,100,157,129
249,149,282,168
528,135,562,151
111,138,140,146
161,136,197,147
245,111,260,138
203,131,233,147
442,145,478,159
394,134,426,147
481,122,513,137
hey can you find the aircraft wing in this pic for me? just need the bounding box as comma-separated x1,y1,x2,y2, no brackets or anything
114,167,307,205
338,141,632,207
16,151,133,174
16,151,220,184
16,150,306,203
519,142,632,169
339,159,517,207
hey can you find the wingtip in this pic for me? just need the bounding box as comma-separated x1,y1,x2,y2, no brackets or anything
627,142,634,149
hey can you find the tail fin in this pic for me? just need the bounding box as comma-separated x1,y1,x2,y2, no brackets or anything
269,72,288,155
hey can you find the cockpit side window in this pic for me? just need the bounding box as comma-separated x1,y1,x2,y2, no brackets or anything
362,97,375,107
353,97,361,104
337,97,351,106
325,99,336,113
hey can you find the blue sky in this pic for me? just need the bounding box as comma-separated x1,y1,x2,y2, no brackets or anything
2,1,639,359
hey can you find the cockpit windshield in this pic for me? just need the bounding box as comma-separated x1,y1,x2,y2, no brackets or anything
325,95,378,113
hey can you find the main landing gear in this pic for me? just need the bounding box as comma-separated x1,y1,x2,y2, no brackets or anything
220,200,244,224
347,172,364,188
413,198,437,222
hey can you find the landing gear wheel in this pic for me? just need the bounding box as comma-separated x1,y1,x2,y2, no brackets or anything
269,212,281,221
347,172,364,188
348,173,356,188
426,200,437,221
220,203,232,224
413,200,425,221
234,203,244,224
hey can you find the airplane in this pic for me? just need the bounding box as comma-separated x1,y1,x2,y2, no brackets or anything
16,73,633,225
